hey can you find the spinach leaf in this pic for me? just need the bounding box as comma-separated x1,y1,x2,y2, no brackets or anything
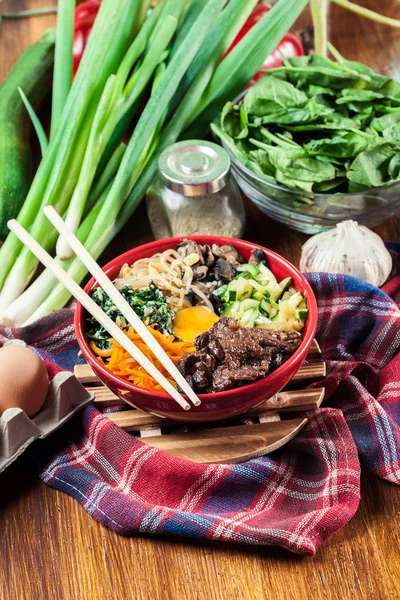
216,53,400,198
313,177,347,192
388,153,400,179
305,132,370,158
347,143,397,188
243,75,308,116
87,283,174,349
336,89,386,105
250,139,336,184
220,102,247,139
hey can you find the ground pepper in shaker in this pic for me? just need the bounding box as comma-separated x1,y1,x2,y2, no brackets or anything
146,140,245,239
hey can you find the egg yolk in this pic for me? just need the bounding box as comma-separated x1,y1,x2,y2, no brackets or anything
173,306,219,343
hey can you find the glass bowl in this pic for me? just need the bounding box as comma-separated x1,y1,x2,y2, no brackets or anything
223,142,400,234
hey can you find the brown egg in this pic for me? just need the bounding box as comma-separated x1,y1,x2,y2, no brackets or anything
0,345,49,417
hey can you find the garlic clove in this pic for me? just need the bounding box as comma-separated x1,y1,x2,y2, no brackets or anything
300,220,393,288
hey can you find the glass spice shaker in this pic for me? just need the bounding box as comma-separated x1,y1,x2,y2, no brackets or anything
146,140,245,239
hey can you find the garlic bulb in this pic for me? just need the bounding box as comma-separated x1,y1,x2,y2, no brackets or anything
300,220,393,287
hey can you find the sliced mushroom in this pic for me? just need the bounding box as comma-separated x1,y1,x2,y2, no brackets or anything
177,240,204,265
200,244,215,267
249,248,268,266
213,258,237,282
211,244,243,266
192,265,209,281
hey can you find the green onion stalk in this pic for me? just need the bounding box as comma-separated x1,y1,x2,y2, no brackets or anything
1,144,126,327
311,0,400,60
51,0,75,138
21,0,308,323
2,185,111,328
56,2,182,259
18,87,49,157
0,0,142,308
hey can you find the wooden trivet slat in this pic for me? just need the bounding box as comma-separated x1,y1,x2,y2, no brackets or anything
93,388,325,429
76,339,326,463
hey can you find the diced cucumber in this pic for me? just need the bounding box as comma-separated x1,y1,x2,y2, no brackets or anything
237,263,259,278
252,290,264,302
215,259,307,333
298,297,307,308
213,284,228,297
228,290,236,302
226,277,253,301
270,284,285,302
279,277,292,293
260,299,272,314
255,314,272,327
240,307,260,328
239,299,260,311
248,278,270,296
222,300,240,318
258,263,278,286
296,308,309,320
288,291,304,310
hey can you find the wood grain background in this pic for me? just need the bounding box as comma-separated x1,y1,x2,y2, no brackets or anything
0,1,400,599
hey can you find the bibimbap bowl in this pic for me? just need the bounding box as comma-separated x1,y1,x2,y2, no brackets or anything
75,236,317,422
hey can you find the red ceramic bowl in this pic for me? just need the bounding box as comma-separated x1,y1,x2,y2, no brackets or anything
75,236,317,422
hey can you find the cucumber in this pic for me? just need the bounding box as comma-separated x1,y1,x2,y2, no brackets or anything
0,30,55,241
296,308,309,320
237,263,259,278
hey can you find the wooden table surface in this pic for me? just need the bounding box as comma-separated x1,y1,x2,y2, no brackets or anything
0,1,399,599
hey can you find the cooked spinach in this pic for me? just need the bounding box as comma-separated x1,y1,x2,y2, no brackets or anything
212,52,400,195
86,282,174,350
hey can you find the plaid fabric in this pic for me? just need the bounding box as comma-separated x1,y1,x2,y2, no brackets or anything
1,261,399,556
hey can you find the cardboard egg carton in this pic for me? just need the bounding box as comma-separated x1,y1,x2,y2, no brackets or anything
0,372,94,474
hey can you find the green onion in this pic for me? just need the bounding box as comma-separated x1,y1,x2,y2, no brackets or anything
331,0,400,27
310,0,329,56
0,8,58,19
2,184,112,327
56,10,179,259
18,87,48,156
0,0,141,305
51,0,75,138
0,0,308,322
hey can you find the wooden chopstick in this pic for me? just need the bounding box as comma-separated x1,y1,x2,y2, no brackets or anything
43,206,201,408
7,219,192,411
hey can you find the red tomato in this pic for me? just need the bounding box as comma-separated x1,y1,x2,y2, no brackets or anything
73,0,101,76
225,3,304,85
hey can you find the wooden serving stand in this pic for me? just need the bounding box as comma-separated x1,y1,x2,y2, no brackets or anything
74,340,326,464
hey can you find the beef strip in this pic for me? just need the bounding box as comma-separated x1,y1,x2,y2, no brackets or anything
177,318,302,394
212,352,276,392
249,328,302,354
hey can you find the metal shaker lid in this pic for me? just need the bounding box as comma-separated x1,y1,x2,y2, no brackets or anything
158,140,231,197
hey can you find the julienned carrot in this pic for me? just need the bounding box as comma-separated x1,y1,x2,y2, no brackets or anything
91,326,195,391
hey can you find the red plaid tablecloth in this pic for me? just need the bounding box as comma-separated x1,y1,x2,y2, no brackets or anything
1,254,399,556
